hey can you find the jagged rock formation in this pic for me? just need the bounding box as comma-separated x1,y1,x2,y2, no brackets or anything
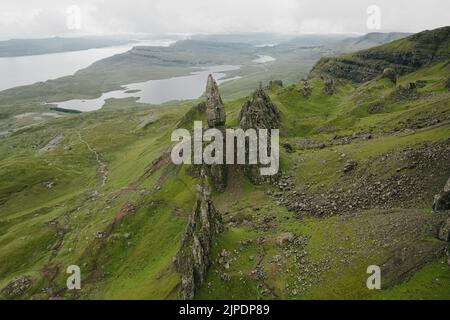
238,86,281,184
404,82,417,90
206,75,226,129
204,75,227,192
438,218,450,242
323,77,336,95
299,80,312,97
239,86,281,131
206,163,227,192
433,177,450,211
174,174,223,300
282,142,294,153
1,276,32,299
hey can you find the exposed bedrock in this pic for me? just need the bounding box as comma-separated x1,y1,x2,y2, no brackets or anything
434,177,450,211
174,174,223,300
238,86,282,184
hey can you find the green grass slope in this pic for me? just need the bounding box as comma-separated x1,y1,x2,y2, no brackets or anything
311,26,450,83
0,27,449,300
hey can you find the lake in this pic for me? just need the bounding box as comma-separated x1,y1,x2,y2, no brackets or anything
49,65,242,112
0,39,175,92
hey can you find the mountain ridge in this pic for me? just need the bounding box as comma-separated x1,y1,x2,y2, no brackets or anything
310,26,450,83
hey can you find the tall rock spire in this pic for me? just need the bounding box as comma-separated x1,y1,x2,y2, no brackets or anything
203,74,227,192
205,74,226,129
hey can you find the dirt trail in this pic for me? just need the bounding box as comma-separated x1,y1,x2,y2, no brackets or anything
77,131,108,188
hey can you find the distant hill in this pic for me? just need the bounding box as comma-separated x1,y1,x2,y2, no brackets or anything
190,33,358,48
281,34,352,47
189,33,296,45
311,26,450,82
0,37,135,57
331,32,412,52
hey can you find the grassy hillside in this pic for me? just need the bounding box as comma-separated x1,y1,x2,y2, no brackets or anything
0,27,449,300
330,32,411,53
311,26,450,83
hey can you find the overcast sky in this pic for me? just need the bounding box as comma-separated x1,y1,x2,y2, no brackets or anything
0,0,449,40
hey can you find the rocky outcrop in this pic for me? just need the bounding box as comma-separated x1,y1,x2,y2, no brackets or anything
438,218,450,242
323,77,336,95
433,177,450,211
382,68,397,84
174,173,223,300
271,142,450,216
1,276,32,298
404,82,417,90
380,240,447,289
343,160,358,173
239,86,281,131
206,75,226,129
204,75,227,192
275,232,295,246
309,27,450,84
238,86,281,184
299,80,312,97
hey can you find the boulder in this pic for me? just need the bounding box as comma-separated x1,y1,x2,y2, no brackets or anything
276,232,295,246
343,160,358,173
282,142,294,153
300,80,312,97
323,77,336,95
382,68,397,84
438,218,450,242
433,177,450,211
405,82,417,90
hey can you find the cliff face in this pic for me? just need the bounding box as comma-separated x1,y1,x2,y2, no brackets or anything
238,86,282,184
174,174,223,300
434,177,450,211
239,86,281,131
204,75,228,192
310,26,450,83
206,74,226,129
